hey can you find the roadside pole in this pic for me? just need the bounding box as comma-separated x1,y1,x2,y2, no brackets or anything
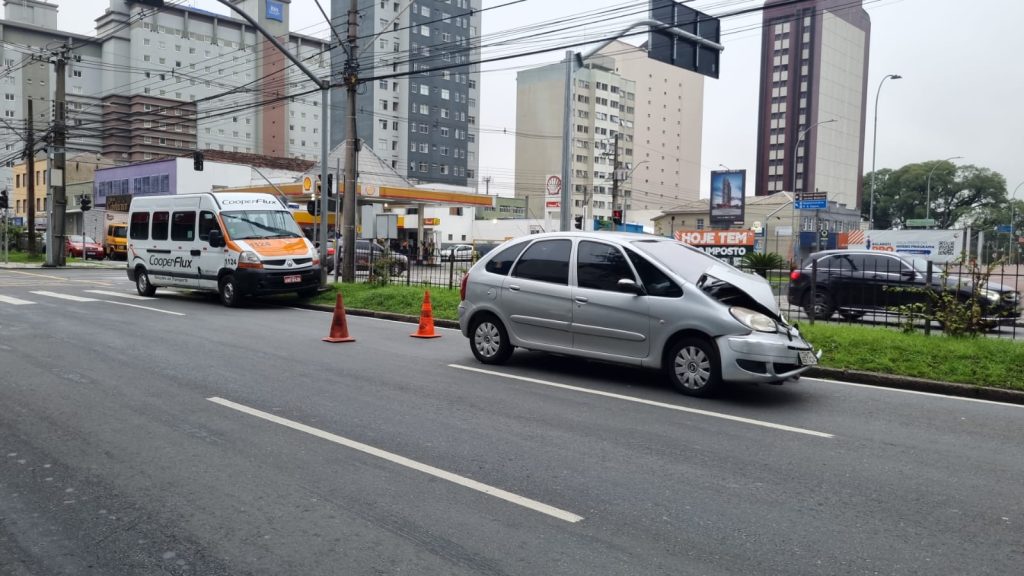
25,99,36,255
341,0,359,283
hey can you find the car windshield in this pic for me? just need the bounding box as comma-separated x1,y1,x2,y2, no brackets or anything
70,236,96,244
111,226,127,238
629,239,723,283
221,210,303,240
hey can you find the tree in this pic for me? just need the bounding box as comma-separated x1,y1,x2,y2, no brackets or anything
863,161,1007,229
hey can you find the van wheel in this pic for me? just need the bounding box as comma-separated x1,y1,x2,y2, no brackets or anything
470,314,513,364
135,268,156,297
666,337,722,397
219,274,242,307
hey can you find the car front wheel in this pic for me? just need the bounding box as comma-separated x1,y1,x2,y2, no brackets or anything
470,314,513,364
803,290,835,320
666,337,722,397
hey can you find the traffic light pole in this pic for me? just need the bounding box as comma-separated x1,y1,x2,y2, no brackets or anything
611,132,619,231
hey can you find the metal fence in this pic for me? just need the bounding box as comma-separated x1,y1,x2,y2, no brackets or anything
335,248,476,290
742,260,1024,340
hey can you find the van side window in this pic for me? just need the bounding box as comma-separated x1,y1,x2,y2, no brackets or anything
511,239,571,285
198,211,219,241
152,211,169,240
577,241,634,291
484,242,527,276
625,248,682,297
129,212,149,240
171,211,196,241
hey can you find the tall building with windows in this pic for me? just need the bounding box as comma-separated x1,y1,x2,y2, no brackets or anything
330,0,482,187
754,0,870,210
515,42,703,224
0,0,329,194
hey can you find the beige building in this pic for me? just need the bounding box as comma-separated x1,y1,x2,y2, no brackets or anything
10,154,112,224
596,40,704,208
515,41,705,227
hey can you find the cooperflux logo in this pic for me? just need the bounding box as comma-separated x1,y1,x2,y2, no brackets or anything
149,255,193,268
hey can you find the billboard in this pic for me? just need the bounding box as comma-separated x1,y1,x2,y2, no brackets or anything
674,229,755,266
845,229,966,263
709,169,746,226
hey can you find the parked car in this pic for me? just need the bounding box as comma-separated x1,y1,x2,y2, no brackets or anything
440,244,477,262
66,235,105,260
330,239,408,276
458,231,819,397
787,250,1022,323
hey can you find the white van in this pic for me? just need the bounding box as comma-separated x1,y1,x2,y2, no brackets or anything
126,192,322,306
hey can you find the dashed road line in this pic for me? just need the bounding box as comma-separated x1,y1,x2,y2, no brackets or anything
450,364,835,439
85,289,156,301
208,396,584,523
0,295,35,305
30,291,97,302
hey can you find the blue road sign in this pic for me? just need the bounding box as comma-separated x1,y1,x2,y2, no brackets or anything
795,199,827,210
996,224,1012,233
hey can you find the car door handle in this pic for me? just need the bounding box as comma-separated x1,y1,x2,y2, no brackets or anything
191,249,202,256
574,296,588,303
508,285,521,291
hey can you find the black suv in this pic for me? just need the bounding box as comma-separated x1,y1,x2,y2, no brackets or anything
787,250,1021,323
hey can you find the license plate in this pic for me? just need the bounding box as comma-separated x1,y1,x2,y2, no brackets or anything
799,350,818,366
283,274,301,284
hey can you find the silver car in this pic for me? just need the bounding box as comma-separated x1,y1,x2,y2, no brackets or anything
457,232,820,397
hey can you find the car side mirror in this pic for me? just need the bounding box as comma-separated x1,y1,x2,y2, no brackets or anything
208,229,225,248
617,278,645,295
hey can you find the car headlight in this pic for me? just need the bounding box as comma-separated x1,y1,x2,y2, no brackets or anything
730,307,778,333
979,288,1000,303
238,250,263,269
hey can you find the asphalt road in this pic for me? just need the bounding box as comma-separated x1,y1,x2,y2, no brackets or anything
1,268,1022,575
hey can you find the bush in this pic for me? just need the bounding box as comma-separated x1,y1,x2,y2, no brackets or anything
741,251,787,278
887,257,1007,337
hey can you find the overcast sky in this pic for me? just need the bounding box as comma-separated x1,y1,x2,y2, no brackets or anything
39,0,1024,203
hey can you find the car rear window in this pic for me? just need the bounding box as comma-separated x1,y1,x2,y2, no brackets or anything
484,241,527,276
512,239,571,285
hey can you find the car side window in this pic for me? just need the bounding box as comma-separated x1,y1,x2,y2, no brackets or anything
625,248,682,297
198,211,219,242
484,242,527,276
863,255,897,275
171,211,196,242
511,239,571,285
152,212,169,240
577,241,634,291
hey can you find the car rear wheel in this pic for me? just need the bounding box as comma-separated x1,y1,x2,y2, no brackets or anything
135,268,156,297
219,274,242,307
803,290,835,320
470,314,513,364
839,310,865,321
666,337,722,397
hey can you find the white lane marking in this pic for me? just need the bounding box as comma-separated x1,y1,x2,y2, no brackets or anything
807,377,1024,409
99,300,185,316
207,397,583,523
0,295,35,305
450,364,834,439
85,289,156,301
30,291,97,302
7,270,66,281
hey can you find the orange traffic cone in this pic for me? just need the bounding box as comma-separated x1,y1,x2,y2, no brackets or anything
323,292,356,343
411,290,442,339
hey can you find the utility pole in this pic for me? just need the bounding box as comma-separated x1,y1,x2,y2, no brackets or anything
341,0,359,283
45,44,70,267
611,132,619,231
25,99,36,255
484,176,491,196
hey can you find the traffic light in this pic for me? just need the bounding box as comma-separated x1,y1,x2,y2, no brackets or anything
0,189,8,210
612,209,622,225
326,174,334,198
306,200,319,216
574,215,583,229
193,150,204,171
80,194,92,212
315,176,321,197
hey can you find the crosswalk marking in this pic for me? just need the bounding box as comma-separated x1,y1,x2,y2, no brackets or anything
30,291,98,302
84,289,155,301
0,295,34,305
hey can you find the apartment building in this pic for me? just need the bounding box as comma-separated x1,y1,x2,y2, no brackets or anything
754,0,871,211
330,0,482,187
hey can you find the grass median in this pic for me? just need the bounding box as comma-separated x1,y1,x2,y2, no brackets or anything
310,282,1024,392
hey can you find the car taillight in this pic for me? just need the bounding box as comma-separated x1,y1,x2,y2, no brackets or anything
459,272,468,301
790,270,802,281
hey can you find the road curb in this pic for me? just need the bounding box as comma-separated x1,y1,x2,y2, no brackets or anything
296,302,461,330
805,367,1024,406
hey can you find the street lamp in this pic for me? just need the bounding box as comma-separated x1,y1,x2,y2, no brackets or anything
925,156,962,222
790,118,836,264
1010,181,1024,264
869,73,902,229
718,163,732,171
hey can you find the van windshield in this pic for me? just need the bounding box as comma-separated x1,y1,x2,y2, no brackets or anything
221,210,303,240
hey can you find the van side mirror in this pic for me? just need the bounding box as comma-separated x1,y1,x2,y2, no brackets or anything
208,229,224,248
616,278,645,295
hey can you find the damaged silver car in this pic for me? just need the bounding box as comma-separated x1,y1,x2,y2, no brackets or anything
457,232,820,397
